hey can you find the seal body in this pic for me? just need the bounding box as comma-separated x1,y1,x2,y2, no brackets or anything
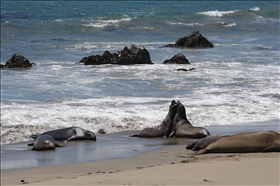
194,131,280,155
30,127,96,141
30,135,63,151
169,101,210,138
186,135,224,151
130,100,178,138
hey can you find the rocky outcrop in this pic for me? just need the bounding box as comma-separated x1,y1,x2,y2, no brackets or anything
164,30,213,48
163,53,190,64
79,45,153,65
1,53,34,69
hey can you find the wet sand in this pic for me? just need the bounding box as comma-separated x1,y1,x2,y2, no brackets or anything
1,120,280,185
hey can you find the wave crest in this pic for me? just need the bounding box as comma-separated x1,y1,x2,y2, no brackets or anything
83,17,132,28
198,10,237,17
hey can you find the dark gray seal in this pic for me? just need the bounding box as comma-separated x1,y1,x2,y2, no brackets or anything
169,101,210,138
29,135,63,151
186,135,225,151
130,100,178,138
194,131,280,155
29,127,96,141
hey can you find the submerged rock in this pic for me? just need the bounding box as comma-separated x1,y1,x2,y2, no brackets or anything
79,45,153,65
164,30,213,48
1,53,34,69
163,53,190,64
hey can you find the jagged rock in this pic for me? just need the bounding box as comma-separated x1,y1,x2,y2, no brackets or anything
80,45,153,65
164,30,213,48
1,53,34,69
163,53,190,64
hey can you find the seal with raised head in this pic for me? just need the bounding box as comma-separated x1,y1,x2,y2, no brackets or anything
29,127,96,141
186,135,225,151
28,135,63,151
130,100,178,138
193,131,280,155
169,101,210,138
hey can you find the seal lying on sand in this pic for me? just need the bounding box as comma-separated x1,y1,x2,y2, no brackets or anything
169,101,210,138
193,131,280,155
28,135,63,151
130,100,178,138
29,127,96,141
186,135,225,151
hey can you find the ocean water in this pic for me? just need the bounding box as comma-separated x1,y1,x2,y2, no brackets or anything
1,1,279,144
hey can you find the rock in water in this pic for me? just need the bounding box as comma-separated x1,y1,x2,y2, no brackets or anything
79,45,153,65
164,30,213,48
163,53,190,64
2,53,33,69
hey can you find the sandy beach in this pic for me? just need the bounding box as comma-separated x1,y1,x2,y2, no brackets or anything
2,145,279,186
1,120,280,186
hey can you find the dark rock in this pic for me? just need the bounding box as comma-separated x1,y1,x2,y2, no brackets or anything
98,129,106,134
163,53,190,64
176,68,188,71
189,68,196,71
4,53,33,68
176,68,196,72
164,30,213,48
80,45,153,65
0,64,5,69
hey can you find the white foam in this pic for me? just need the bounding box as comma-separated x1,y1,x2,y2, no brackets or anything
250,7,260,11
1,60,279,144
54,19,63,22
168,22,204,26
83,17,132,28
198,10,237,17
224,22,237,27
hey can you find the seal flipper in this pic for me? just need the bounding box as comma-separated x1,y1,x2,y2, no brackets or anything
261,145,280,152
27,143,34,146
55,143,65,148
29,134,39,140
192,149,207,155
169,131,175,137
186,141,198,150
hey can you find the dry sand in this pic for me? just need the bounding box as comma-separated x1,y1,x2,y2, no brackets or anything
2,144,279,186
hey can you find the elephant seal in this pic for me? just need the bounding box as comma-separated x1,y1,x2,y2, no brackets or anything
194,131,280,155
186,135,225,151
29,127,96,141
185,140,199,150
169,101,210,138
130,100,178,138
29,135,63,151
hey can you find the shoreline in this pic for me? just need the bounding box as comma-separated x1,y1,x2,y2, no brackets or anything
2,145,279,185
1,119,279,170
1,119,280,185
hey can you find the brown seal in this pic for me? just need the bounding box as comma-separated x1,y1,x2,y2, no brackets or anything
28,135,64,151
193,131,280,155
186,135,225,151
130,100,178,138
169,101,210,138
